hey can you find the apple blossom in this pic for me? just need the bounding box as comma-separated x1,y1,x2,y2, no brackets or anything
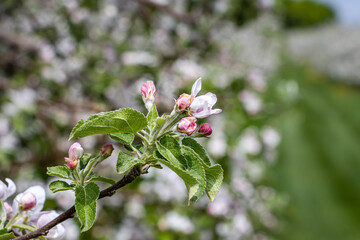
37,211,66,240
177,117,197,136
12,186,46,215
4,202,13,220
141,80,156,110
0,178,16,201
19,192,37,210
177,78,222,118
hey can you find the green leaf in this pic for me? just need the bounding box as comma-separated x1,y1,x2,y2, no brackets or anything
116,151,145,174
80,153,92,170
49,180,73,193
69,108,147,140
47,166,71,179
155,136,187,169
147,104,158,130
89,175,116,185
109,133,134,145
0,202,5,229
155,158,201,204
75,182,100,232
181,145,223,202
0,232,15,240
181,147,206,202
182,138,211,166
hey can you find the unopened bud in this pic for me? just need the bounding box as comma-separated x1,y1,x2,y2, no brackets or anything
101,144,114,158
177,117,197,136
176,93,194,111
4,202,12,220
198,123,212,136
141,81,156,110
65,158,78,170
20,192,37,210
68,142,84,161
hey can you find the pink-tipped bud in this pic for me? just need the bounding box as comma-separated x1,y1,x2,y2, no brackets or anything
65,158,78,170
4,202,13,220
20,192,37,210
68,142,84,161
141,81,156,110
177,117,197,136
198,123,212,136
176,93,194,111
101,144,114,158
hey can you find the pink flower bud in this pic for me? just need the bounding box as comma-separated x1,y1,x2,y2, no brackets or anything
198,123,212,136
4,202,13,220
65,158,78,170
141,81,156,110
176,93,194,111
20,192,37,210
101,144,114,158
68,142,84,161
177,117,197,136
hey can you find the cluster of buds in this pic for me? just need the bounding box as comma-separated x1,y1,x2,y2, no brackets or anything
177,118,213,137
140,78,220,138
65,142,84,170
141,80,157,111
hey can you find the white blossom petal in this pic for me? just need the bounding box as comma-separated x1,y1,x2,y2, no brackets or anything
37,211,65,240
5,178,16,199
191,78,202,97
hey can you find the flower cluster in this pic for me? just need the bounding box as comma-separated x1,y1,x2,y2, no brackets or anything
0,179,65,240
142,78,221,137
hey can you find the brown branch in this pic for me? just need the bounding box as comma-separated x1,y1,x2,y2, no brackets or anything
13,166,143,240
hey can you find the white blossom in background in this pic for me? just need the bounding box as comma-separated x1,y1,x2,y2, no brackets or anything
121,51,158,67
239,90,263,115
158,211,194,234
247,68,267,92
238,128,262,155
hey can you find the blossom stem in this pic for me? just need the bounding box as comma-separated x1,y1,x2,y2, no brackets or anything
5,212,19,229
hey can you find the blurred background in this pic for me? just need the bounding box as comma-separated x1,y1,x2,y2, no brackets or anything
1,0,360,239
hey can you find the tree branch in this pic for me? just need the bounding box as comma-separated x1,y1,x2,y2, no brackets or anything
13,166,143,240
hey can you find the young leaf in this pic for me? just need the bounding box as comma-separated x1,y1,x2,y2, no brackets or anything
75,182,100,232
0,232,16,240
0,202,6,229
117,151,145,174
181,145,223,202
181,147,206,202
182,138,211,166
109,133,134,145
155,158,201,204
49,180,73,193
47,166,71,179
155,136,187,169
147,104,159,130
88,175,116,185
80,153,92,170
69,108,147,140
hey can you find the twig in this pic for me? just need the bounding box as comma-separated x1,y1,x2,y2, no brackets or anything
13,166,143,240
